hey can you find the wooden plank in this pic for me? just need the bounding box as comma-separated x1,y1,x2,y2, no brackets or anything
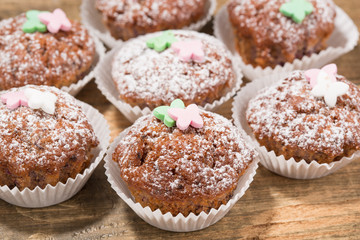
0,0,359,239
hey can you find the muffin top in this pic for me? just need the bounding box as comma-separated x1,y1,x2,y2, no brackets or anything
96,0,206,28
113,111,255,201
246,70,360,161
228,0,336,54
112,30,236,109
0,12,95,89
0,85,99,176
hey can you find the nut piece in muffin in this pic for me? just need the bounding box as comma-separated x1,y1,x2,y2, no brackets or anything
0,85,99,190
227,0,336,68
95,0,208,40
0,9,96,90
111,30,237,110
113,101,256,217
246,65,360,163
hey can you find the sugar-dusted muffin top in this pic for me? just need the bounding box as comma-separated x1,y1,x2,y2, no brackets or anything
96,0,207,40
246,71,360,163
112,30,236,109
113,111,255,201
0,13,95,90
0,85,99,190
227,0,336,67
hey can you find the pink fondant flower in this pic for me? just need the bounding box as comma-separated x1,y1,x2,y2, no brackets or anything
167,104,203,130
305,64,349,108
171,40,205,63
304,64,337,88
1,90,28,110
38,8,71,34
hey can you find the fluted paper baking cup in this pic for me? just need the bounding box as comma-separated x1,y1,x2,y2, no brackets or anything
232,72,360,179
95,31,243,123
104,127,259,232
214,5,359,80
80,0,216,48
0,101,111,208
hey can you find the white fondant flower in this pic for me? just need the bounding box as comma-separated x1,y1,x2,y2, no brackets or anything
311,70,349,108
24,88,57,114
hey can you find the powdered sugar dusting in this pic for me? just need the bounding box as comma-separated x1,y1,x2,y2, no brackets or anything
111,30,235,108
0,86,98,175
0,13,95,89
247,71,360,157
114,111,255,200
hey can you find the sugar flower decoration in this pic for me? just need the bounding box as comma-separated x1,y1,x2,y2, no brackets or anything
171,40,205,63
38,8,72,34
1,90,28,110
22,10,47,33
24,88,57,114
280,0,313,24
168,104,203,131
305,64,349,108
305,64,337,88
153,99,185,127
146,31,177,52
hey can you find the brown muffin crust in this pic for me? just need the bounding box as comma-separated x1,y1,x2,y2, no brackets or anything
227,0,336,68
112,30,236,110
113,111,255,216
0,86,99,190
246,71,360,164
0,13,95,90
95,0,207,40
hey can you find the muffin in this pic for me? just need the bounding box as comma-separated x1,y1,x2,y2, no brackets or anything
227,0,336,68
95,0,208,41
0,85,99,190
0,10,96,90
246,67,360,164
112,103,256,216
111,30,237,110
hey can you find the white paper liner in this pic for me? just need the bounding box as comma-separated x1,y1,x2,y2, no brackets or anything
80,0,216,48
104,126,259,232
94,30,243,123
60,34,106,96
214,4,359,81
0,101,111,208
232,72,360,179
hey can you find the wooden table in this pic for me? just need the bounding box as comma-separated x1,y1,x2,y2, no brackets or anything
1,0,360,239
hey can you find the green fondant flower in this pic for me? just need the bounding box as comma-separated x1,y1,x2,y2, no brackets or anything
153,99,185,127
280,0,313,24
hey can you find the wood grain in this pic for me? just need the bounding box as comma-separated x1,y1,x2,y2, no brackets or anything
0,0,360,239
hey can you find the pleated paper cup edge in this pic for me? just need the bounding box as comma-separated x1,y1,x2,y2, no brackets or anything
104,123,259,232
60,33,106,96
0,100,111,208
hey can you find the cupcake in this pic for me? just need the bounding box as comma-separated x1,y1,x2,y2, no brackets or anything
227,0,336,68
233,64,360,179
111,100,256,217
110,30,239,111
0,9,96,90
95,0,208,41
0,85,99,190
246,65,360,164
